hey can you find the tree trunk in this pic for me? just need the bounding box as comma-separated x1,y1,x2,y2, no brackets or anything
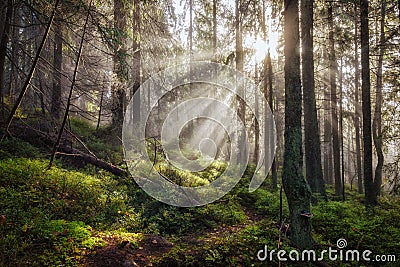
36,72,46,116
131,0,141,125
282,0,312,249
339,55,345,200
266,52,277,190
353,1,363,194
111,0,128,135
254,61,259,163
97,90,104,131
328,3,342,197
189,0,193,57
0,1,7,39
348,121,352,190
51,17,62,120
9,5,19,104
261,0,275,182
0,0,12,119
235,0,246,164
212,0,217,55
360,0,375,208
58,145,127,176
301,0,326,197
323,81,333,185
372,0,385,199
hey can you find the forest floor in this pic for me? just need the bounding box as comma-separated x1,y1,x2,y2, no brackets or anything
84,208,262,267
0,119,399,267
84,233,173,267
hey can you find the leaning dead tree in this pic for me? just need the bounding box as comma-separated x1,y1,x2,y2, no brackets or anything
49,0,91,168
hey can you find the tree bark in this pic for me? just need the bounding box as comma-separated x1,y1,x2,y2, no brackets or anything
0,0,12,119
353,2,363,194
189,0,193,57
328,3,342,197
0,1,7,39
10,125,127,176
260,0,277,183
9,4,19,104
323,77,333,185
59,145,127,176
235,0,246,164
254,61,259,163
111,0,128,134
360,0,375,208
51,17,62,120
339,55,345,200
97,90,104,131
372,0,385,199
212,0,217,55
301,0,326,197
131,0,141,125
282,0,313,249
266,52,277,190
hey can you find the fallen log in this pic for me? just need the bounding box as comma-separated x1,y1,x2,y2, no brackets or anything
55,145,128,176
8,125,128,177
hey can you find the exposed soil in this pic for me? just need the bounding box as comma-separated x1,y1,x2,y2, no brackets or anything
84,235,173,267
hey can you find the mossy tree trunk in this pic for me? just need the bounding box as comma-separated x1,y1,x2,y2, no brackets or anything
282,0,313,249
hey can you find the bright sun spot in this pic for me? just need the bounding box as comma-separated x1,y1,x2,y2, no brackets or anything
251,4,280,63
252,32,279,63
246,32,279,65
254,39,268,60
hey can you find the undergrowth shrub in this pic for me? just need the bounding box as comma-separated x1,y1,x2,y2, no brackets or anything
138,199,246,236
312,199,400,259
0,158,137,266
0,138,41,159
68,117,123,164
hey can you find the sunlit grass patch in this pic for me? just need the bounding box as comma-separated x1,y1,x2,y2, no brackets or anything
0,158,138,266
